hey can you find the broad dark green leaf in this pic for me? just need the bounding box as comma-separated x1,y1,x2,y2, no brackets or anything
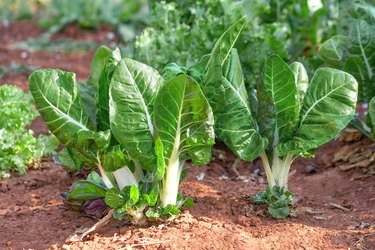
29,69,92,145
277,68,358,156
202,17,266,161
109,58,162,171
96,48,121,131
257,55,298,148
154,74,215,166
66,180,107,201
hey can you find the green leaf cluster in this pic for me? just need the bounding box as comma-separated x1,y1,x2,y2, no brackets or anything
164,17,358,218
134,0,338,90
0,85,58,178
38,0,147,31
30,44,214,222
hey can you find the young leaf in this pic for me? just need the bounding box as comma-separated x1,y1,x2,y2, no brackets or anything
257,55,299,148
277,69,358,156
109,58,162,171
154,74,215,166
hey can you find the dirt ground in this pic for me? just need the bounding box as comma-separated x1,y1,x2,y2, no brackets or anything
0,20,374,250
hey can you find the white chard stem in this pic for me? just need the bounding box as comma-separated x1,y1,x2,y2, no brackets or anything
161,158,180,207
261,151,276,188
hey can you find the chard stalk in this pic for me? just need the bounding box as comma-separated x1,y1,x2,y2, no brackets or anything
160,121,182,207
97,152,113,188
112,166,138,190
260,151,276,187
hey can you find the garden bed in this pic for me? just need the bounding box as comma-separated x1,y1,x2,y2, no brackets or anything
0,20,374,250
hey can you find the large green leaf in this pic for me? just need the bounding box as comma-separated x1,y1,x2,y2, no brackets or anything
154,74,215,166
257,55,299,148
109,58,162,171
29,69,92,145
96,48,121,131
202,17,266,161
277,68,358,156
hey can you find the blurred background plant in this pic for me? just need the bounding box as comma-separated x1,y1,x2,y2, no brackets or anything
0,85,58,178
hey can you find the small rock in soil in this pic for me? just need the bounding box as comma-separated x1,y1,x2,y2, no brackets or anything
305,164,317,174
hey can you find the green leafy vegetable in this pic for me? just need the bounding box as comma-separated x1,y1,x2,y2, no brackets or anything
0,85,58,178
30,45,215,222
200,17,358,218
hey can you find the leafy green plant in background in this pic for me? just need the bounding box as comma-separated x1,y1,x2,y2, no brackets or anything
39,0,148,33
135,0,338,90
321,0,375,102
0,85,58,178
12,35,97,53
166,17,358,218
0,0,33,27
29,45,214,222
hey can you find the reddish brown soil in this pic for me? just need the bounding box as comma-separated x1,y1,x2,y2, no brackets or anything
0,20,374,250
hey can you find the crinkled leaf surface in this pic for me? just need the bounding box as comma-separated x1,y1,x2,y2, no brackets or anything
29,69,92,145
109,58,162,171
277,68,358,156
154,74,215,166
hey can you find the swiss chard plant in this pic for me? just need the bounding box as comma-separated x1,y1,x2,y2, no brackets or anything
29,46,214,222
320,0,375,103
168,17,358,218
0,85,58,178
